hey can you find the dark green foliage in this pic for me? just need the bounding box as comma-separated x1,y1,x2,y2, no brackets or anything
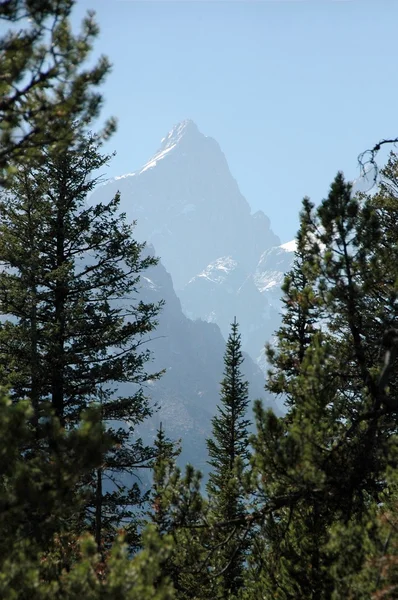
3,3,398,593
0,393,109,560
0,0,163,553
0,1,178,596
150,424,182,535
0,390,175,599
0,127,163,551
0,0,116,182
207,318,250,501
266,198,321,407
165,465,214,600
244,160,398,598
206,318,251,598
147,425,212,599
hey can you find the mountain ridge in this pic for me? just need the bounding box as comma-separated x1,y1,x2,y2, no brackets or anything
94,120,281,290
91,119,295,374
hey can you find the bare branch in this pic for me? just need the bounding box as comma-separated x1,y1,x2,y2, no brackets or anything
358,138,398,186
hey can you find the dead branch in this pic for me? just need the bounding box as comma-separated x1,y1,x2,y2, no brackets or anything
358,138,398,186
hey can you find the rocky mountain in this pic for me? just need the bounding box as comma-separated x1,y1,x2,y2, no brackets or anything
254,240,297,304
92,119,280,290
90,120,296,429
180,239,297,366
179,257,274,363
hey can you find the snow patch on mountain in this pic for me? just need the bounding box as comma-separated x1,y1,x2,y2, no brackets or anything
195,257,239,284
138,120,204,175
104,120,203,185
139,144,177,174
114,172,136,181
254,241,296,295
141,276,158,291
160,119,200,149
91,119,286,375
280,239,297,252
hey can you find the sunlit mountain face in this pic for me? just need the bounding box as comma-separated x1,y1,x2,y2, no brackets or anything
93,119,280,289
87,119,298,469
92,120,295,372
133,247,275,475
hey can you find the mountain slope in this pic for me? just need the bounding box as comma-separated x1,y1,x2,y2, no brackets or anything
134,248,277,473
90,120,295,417
91,119,280,290
180,240,296,366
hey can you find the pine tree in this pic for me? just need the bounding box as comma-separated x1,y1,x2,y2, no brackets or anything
244,162,398,598
0,127,163,553
266,198,320,409
0,389,176,599
147,426,215,600
0,1,181,592
0,393,108,562
150,424,182,536
0,0,115,182
206,318,251,598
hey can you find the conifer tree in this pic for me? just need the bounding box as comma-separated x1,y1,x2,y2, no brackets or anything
0,127,163,553
0,0,115,182
266,199,320,408
150,424,182,536
0,393,109,562
206,318,251,598
147,426,215,600
0,389,176,599
0,0,157,551
245,161,398,598
0,1,180,591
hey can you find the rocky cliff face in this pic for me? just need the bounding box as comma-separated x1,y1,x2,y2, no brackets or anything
90,120,295,435
92,119,280,290
180,241,297,367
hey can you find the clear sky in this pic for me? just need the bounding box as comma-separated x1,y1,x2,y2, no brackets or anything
70,0,398,242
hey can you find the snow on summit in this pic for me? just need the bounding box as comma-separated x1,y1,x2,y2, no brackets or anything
95,118,280,293
160,119,200,149
139,119,206,174
90,119,292,376
113,120,205,181
139,144,177,174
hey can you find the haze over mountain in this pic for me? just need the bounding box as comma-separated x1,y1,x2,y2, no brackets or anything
91,120,295,430
180,241,296,369
134,248,274,472
93,119,281,290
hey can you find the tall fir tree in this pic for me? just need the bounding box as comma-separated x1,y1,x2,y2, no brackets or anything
206,318,251,598
0,127,163,553
150,424,182,536
0,1,179,593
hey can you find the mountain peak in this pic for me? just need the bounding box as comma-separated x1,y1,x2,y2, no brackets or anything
94,119,280,293
160,119,201,150
137,119,206,175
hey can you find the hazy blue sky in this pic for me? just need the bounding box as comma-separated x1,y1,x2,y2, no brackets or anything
71,0,398,242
